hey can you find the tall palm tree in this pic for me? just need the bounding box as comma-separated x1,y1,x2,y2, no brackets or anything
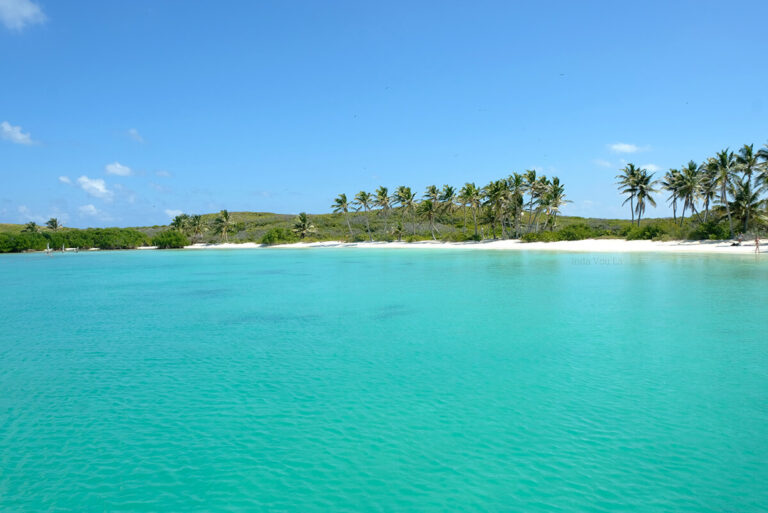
757,142,768,190
424,185,440,204
736,144,759,180
332,193,353,238
713,149,736,237
22,222,39,233
293,212,317,239
661,169,682,224
189,214,205,242
698,160,719,223
617,164,641,223
354,191,374,241
677,161,701,224
507,173,525,238
393,186,417,235
634,169,658,225
728,176,762,233
374,186,392,231
523,169,538,229
463,182,482,238
46,218,60,231
545,177,569,230
457,183,472,234
529,176,550,233
439,184,456,216
418,199,439,240
483,179,507,239
213,209,234,242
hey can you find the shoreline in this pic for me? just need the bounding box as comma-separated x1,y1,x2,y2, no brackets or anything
181,238,766,255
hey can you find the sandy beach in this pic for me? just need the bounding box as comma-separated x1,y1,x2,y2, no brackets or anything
182,238,767,255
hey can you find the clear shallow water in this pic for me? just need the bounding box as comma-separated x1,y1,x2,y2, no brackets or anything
1,249,767,512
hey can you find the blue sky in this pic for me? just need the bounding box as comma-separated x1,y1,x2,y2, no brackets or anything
2,0,767,228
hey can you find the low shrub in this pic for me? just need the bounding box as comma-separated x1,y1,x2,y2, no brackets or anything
152,230,190,249
260,227,298,245
687,221,730,241
625,224,667,240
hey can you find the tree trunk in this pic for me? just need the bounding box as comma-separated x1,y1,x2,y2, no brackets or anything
630,195,635,224
345,214,353,238
672,200,677,225
364,208,372,241
722,184,733,237
473,208,478,237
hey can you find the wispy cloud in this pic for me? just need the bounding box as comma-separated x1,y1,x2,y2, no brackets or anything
77,176,113,201
164,209,183,218
609,142,646,154
0,0,46,31
155,170,172,177
642,163,660,172
105,162,132,176
127,128,144,143
58,176,71,184
1,121,34,144
79,204,101,217
18,205,45,223
594,159,613,168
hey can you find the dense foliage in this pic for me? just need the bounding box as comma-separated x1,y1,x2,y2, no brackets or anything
151,230,190,249
0,228,149,253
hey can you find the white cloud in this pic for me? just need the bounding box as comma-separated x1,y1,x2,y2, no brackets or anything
165,209,183,218
127,128,144,143
18,205,45,223
155,170,172,177
642,163,660,172
78,204,99,216
609,142,642,153
0,0,45,31
594,159,613,168
77,176,113,201
58,176,71,184
105,162,132,176
1,121,34,144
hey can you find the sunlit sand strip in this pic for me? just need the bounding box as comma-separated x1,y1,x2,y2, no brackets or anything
183,239,766,255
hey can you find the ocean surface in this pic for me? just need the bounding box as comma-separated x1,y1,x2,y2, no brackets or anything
1,248,767,512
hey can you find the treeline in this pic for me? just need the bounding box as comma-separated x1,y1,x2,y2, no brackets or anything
0,227,149,253
330,173,569,242
617,143,768,238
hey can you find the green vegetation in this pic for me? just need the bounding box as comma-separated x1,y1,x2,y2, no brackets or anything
151,230,190,249
1,140,765,253
618,142,768,239
0,228,149,253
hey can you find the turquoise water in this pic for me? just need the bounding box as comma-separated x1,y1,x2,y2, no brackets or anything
1,249,767,512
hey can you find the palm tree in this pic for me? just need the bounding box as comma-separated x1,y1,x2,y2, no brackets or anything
212,209,234,242
661,169,681,224
729,176,762,233
529,176,550,233
170,214,189,232
188,215,205,242
440,185,456,216
507,173,525,238
523,169,538,229
713,149,736,237
46,218,60,231
418,199,439,240
634,169,658,225
457,183,472,233
698,160,718,223
424,185,440,204
757,142,768,190
483,180,507,239
22,222,39,233
617,164,641,224
393,186,417,235
374,186,392,231
293,212,317,239
736,144,759,180
463,182,482,238
332,193,353,238
545,177,569,230
354,191,374,241
677,161,701,224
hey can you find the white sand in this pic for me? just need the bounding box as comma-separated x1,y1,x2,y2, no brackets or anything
183,239,767,255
